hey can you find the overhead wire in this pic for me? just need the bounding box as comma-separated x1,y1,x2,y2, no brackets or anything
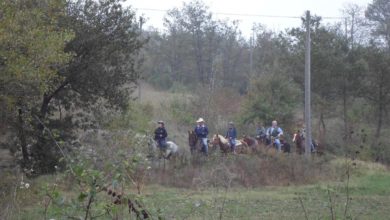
134,7,346,20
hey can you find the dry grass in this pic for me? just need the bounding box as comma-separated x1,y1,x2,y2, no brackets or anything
147,153,339,189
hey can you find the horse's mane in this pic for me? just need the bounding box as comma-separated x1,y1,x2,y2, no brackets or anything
213,134,229,145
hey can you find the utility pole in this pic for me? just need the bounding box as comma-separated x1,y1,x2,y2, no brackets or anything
249,26,254,75
138,16,144,102
304,11,312,157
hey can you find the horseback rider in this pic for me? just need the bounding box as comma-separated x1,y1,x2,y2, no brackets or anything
226,122,237,153
154,121,167,150
256,122,266,142
266,120,284,151
194,118,209,155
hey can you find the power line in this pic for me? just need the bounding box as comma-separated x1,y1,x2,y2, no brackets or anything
135,7,346,20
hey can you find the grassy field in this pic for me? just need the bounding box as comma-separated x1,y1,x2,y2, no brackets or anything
2,158,389,220
140,171,390,220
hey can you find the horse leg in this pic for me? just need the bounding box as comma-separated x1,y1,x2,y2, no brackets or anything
166,151,172,160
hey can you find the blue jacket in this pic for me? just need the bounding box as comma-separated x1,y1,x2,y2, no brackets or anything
226,127,237,139
195,125,209,138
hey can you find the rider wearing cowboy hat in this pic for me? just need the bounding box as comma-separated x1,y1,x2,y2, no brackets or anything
154,120,167,149
194,118,209,155
226,122,237,153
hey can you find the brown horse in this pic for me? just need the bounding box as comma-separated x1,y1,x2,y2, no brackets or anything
211,134,250,154
242,135,263,153
188,130,204,155
242,135,272,153
241,135,258,147
292,132,304,154
211,134,230,153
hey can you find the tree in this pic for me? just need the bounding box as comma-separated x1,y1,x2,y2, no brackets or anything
364,0,390,143
160,0,248,90
340,4,369,141
0,0,74,166
240,73,301,128
30,0,145,173
163,0,217,86
362,45,390,140
365,0,390,51
1,0,145,174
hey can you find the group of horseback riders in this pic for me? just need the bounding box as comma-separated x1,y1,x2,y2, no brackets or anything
154,117,311,155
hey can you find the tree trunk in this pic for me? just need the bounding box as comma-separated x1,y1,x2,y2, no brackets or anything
18,108,29,165
375,94,384,139
342,76,349,141
318,111,326,153
194,30,204,85
31,80,69,173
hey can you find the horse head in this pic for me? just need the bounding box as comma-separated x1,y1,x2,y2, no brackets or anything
188,130,197,147
211,134,221,145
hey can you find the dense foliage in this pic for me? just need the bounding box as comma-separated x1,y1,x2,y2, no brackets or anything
0,0,144,174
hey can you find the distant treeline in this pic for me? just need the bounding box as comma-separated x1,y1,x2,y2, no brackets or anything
141,0,390,162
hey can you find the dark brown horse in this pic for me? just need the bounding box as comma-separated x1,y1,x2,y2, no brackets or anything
292,132,304,154
241,135,258,147
243,135,282,154
188,130,203,155
242,135,262,153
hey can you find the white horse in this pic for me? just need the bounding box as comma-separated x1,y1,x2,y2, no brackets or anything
148,138,179,160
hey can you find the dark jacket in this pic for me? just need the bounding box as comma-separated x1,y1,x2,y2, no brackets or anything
194,125,209,138
154,127,167,140
226,127,237,139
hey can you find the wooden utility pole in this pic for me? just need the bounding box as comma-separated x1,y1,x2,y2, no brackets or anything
138,16,144,102
249,27,254,75
304,11,312,157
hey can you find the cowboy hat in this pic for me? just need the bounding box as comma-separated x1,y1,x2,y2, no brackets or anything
196,118,205,123
157,120,164,124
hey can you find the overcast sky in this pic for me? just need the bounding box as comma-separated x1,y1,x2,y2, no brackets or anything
125,0,371,37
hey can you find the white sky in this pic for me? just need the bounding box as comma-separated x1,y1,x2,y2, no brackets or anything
124,0,371,38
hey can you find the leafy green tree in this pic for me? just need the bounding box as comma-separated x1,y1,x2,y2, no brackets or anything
363,0,390,144
144,0,248,91
1,0,145,174
0,0,74,166
362,45,390,139
240,73,301,128
29,0,145,174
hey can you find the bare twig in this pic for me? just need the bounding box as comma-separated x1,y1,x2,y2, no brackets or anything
298,196,309,220
84,191,95,220
327,187,335,220
343,161,351,219
218,185,229,220
44,183,58,220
